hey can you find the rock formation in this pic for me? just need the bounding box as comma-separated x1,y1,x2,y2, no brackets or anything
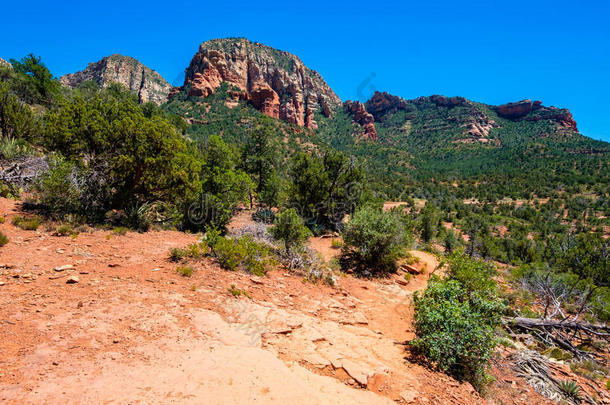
60,55,172,105
181,38,341,129
429,95,468,108
365,91,409,121
495,99,540,118
494,99,577,131
0,58,10,68
343,101,377,140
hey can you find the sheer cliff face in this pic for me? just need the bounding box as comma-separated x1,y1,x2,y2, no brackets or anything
60,55,172,105
182,38,342,129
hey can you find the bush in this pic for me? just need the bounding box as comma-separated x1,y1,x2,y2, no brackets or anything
176,266,194,277
12,215,41,231
341,205,411,274
38,88,202,221
112,227,128,236
411,278,504,391
211,235,272,276
169,242,208,262
443,251,498,295
35,158,89,216
269,208,311,251
228,284,250,298
169,247,187,262
0,231,8,246
55,224,74,236
331,238,343,249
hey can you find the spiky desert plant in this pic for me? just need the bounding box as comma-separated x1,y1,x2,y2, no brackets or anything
558,380,580,400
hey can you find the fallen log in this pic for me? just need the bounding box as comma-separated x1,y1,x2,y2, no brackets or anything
506,317,610,337
504,316,609,361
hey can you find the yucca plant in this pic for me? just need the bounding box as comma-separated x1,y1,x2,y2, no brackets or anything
558,380,581,400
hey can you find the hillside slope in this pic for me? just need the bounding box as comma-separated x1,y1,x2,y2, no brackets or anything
318,91,609,197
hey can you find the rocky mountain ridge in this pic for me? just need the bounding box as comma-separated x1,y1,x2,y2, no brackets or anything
60,54,172,105
57,39,583,145
355,91,580,145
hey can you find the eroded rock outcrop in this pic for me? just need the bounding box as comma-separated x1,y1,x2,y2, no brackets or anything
182,38,341,128
495,99,541,119
60,55,172,105
0,58,10,68
429,95,468,108
495,99,577,131
344,101,377,140
528,109,578,131
365,91,409,121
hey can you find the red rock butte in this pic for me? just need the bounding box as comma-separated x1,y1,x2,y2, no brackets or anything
180,38,342,130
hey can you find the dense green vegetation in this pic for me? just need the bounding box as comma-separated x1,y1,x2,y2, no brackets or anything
287,149,366,233
38,88,202,223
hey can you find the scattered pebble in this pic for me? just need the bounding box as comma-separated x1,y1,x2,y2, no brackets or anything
54,265,73,272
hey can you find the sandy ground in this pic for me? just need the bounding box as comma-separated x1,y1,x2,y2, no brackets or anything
0,199,569,404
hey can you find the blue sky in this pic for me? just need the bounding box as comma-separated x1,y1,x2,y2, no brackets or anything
2,0,609,141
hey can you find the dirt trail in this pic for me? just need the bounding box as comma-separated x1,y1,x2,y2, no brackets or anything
0,199,549,404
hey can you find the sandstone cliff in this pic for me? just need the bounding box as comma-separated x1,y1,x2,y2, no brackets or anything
181,38,341,129
60,55,172,105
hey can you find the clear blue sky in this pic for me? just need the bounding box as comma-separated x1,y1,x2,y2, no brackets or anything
2,0,609,141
